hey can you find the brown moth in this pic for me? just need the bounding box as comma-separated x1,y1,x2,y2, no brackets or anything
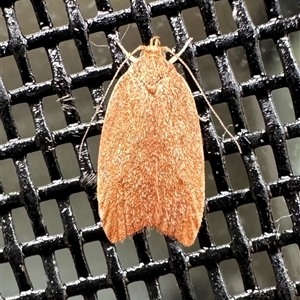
96,37,205,246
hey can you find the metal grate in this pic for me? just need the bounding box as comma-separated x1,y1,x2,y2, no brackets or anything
0,0,300,299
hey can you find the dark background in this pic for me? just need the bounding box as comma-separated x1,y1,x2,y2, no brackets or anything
0,0,299,299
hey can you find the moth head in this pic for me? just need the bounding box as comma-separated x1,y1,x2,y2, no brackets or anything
140,36,165,58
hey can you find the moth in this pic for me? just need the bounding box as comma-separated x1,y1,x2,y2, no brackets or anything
97,37,205,246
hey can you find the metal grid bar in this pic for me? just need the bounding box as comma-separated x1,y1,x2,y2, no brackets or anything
0,0,299,299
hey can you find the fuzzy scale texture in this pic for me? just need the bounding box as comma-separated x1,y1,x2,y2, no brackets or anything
97,39,205,246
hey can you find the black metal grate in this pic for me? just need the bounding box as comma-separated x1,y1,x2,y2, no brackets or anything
0,0,300,299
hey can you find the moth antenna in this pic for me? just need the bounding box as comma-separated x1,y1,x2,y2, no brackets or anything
90,24,131,48
90,40,108,48
120,24,131,41
165,46,242,154
78,43,144,160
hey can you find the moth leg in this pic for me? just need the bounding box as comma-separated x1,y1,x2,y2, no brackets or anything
163,39,242,153
79,43,144,159
165,43,242,153
165,38,193,64
116,41,144,63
